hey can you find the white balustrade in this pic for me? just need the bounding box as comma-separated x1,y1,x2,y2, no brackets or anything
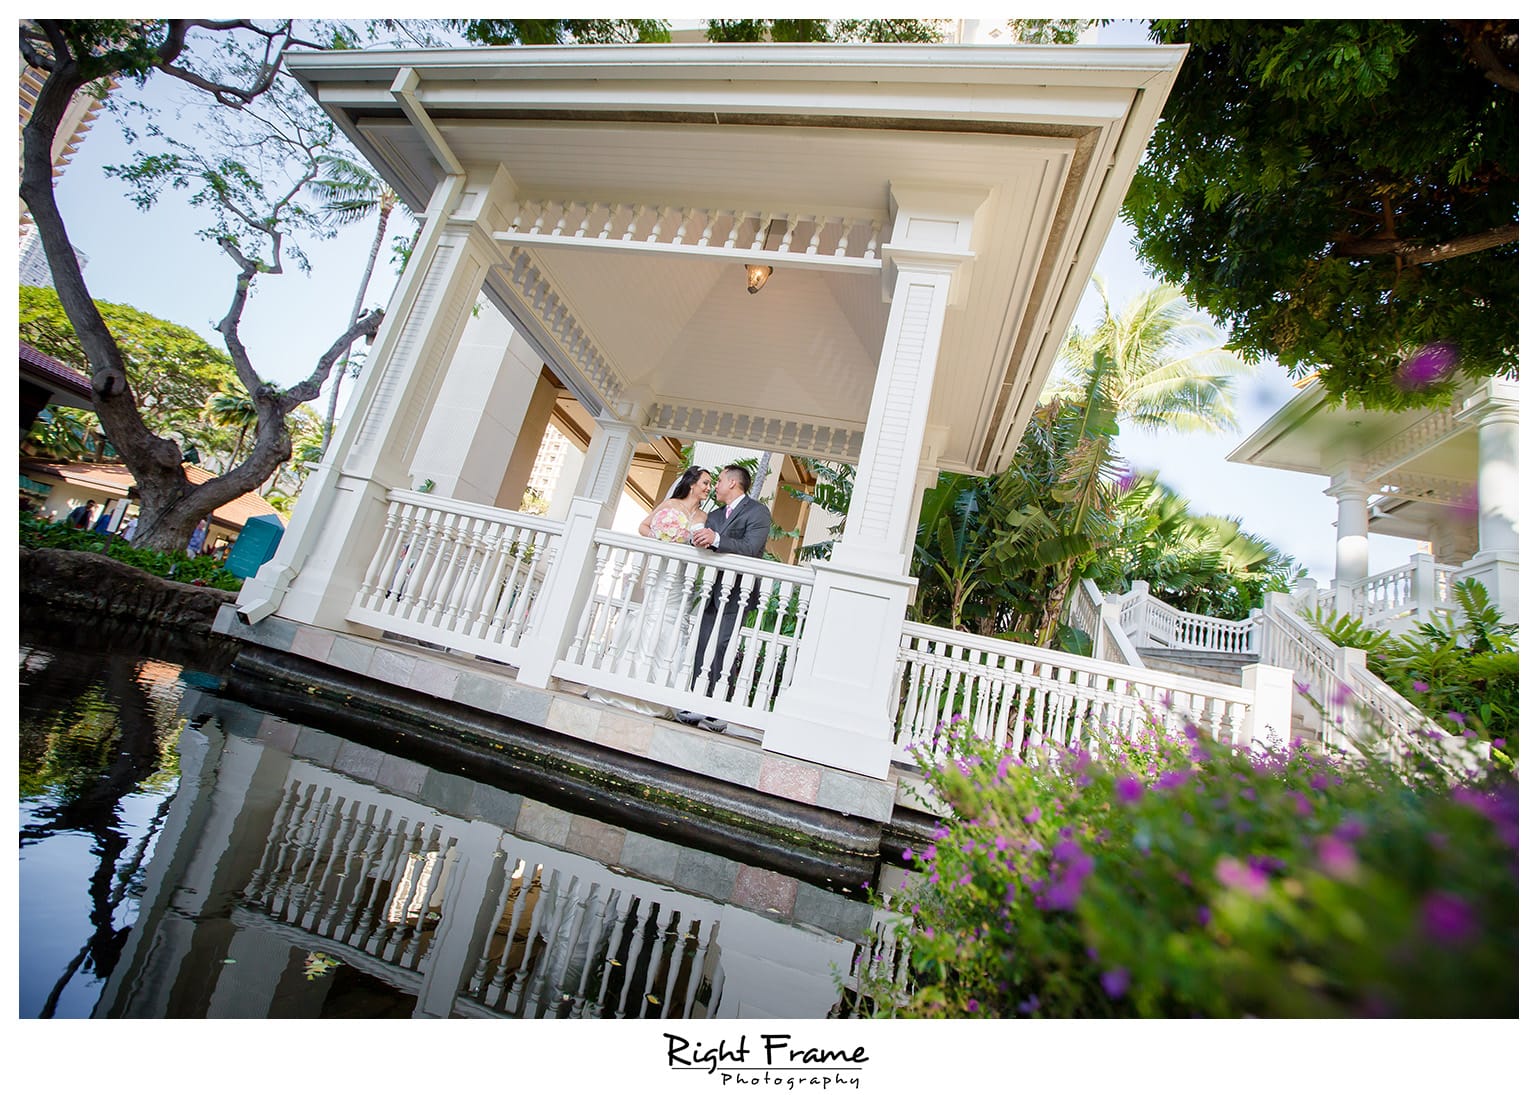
554,532,814,730
892,622,1255,764
349,490,564,665
497,201,885,271
1140,597,1257,652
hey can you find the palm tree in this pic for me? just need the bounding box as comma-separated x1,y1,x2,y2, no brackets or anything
204,390,258,472
307,153,400,450
1048,276,1249,435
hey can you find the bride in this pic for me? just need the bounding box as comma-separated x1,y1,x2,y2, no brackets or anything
586,466,711,717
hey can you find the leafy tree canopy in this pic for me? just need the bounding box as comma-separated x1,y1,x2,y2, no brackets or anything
1127,20,1517,409
20,285,237,440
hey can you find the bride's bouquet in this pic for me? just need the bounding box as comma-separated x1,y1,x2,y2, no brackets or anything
651,507,691,544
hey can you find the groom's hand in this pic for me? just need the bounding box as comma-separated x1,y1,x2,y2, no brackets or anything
690,527,716,548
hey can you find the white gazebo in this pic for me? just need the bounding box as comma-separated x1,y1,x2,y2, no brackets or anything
1229,376,1520,629
229,43,1274,784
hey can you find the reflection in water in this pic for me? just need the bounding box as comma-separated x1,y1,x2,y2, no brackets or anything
19,620,882,1019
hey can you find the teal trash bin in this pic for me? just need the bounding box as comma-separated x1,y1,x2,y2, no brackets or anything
224,514,285,579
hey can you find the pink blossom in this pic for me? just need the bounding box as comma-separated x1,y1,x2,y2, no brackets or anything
1412,680,1431,693
1316,835,1360,881
1115,776,1143,805
1214,856,1268,897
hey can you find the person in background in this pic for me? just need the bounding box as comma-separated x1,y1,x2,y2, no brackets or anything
119,514,139,542
186,518,209,558
65,500,98,530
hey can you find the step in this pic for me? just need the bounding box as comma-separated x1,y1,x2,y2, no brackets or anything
1136,647,1259,686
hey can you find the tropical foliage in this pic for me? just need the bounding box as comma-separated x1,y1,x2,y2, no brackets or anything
851,718,1517,1018
1309,580,1519,760
1091,476,1300,618
1127,20,1518,408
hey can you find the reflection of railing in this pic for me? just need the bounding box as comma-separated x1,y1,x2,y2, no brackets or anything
241,763,735,1019
892,622,1257,762
245,780,459,973
462,860,724,1020
350,491,563,664
555,532,813,730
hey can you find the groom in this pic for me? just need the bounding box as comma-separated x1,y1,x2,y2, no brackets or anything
685,464,772,715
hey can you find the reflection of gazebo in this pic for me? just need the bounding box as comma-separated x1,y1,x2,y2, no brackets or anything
1229,377,1519,628
235,43,1198,779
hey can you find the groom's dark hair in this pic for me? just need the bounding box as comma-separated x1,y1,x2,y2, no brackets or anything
721,464,751,494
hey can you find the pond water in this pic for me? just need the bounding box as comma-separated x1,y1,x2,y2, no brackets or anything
18,616,887,1020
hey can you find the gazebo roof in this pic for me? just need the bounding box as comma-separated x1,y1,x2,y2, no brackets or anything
287,43,1184,474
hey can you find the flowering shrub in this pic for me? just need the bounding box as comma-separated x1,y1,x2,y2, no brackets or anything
869,719,1517,1018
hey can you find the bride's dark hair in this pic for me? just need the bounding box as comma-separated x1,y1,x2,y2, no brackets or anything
669,466,707,500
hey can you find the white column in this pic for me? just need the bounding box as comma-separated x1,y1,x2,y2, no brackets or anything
1454,379,1520,623
1326,474,1372,588
237,165,521,629
763,184,988,779
410,302,548,504
1240,663,1294,755
558,415,647,527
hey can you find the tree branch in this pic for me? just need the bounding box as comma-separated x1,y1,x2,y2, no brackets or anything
282,309,386,407
1332,223,1518,264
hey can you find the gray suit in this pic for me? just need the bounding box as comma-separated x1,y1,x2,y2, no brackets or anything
692,496,772,696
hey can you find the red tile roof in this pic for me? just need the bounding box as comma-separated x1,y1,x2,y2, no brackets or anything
19,340,93,401
18,459,284,532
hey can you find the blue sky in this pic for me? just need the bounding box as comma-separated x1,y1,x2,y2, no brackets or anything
33,19,1430,583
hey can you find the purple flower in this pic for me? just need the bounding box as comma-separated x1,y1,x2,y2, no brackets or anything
1336,818,1366,842
1492,738,1506,750
966,998,979,1013
1040,839,1095,910
1100,967,1130,999
1420,892,1477,945
1023,806,1042,825
1017,995,1040,1016
1446,711,1467,726
1315,835,1359,881
1289,791,1313,817
1295,681,1311,696
1115,776,1144,805
1214,856,1268,897
901,847,913,862
1412,680,1431,693
1154,769,1189,792
1196,905,1211,927
1396,342,1459,390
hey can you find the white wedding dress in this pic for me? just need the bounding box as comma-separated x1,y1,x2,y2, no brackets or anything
585,511,699,718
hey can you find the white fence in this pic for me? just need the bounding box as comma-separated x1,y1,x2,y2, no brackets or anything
553,531,814,730
350,491,564,665
892,621,1264,763
1116,582,1259,653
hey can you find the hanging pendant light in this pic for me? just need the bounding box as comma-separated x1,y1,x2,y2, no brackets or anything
744,263,774,294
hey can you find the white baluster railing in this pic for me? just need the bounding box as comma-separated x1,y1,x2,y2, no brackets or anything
1255,594,1484,777
1105,582,1258,654
892,622,1256,764
349,491,564,665
1065,579,1143,666
554,532,814,730
495,200,886,270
